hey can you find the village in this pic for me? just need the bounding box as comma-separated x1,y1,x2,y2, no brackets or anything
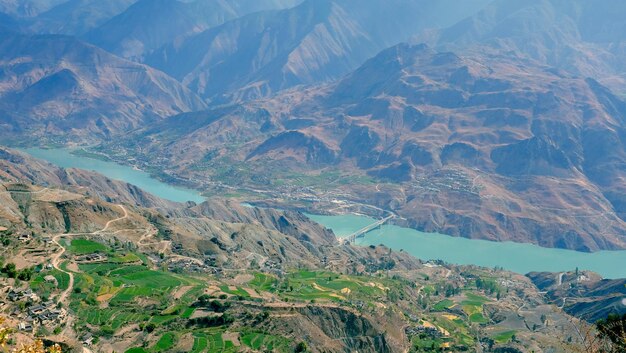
1,274,67,334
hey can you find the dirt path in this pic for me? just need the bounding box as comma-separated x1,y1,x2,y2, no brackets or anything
51,204,129,304
51,234,74,304
97,205,128,233
557,272,565,286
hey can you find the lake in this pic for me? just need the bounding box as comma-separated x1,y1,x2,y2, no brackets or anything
21,148,205,203
21,148,626,278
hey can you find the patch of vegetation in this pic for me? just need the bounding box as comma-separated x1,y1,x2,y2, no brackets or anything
69,239,107,254
152,332,176,352
492,330,517,343
433,299,454,311
240,331,291,351
249,273,277,291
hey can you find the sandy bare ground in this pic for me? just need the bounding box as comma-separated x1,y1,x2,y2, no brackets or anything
222,332,241,347
172,285,194,300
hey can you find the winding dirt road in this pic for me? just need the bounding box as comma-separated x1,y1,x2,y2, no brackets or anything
51,204,129,303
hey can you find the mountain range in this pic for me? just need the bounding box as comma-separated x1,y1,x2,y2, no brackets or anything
145,0,492,103
0,28,205,142
0,0,625,252
0,1,625,351
106,43,626,251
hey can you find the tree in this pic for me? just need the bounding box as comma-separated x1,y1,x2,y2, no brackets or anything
294,342,308,352
0,317,62,352
2,263,17,278
596,313,626,351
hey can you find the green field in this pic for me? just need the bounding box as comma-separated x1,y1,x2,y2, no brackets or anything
191,332,237,353
469,312,489,324
241,332,290,351
255,270,391,303
191,333,208,353
249,273,277,291
433,299,454,311
492,330,517,343
153,332,176,352
69,239,108,254
124,348,148,353
462,293,490,306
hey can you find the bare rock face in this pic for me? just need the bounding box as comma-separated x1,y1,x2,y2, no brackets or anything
296,306,392,353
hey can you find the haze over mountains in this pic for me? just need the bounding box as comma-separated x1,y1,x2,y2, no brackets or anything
84,0,303,60
419,0,626,93
0,29,206,141
145,0,492,102
0,0,625,253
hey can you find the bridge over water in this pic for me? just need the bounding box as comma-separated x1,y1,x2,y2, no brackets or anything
338,215,395,244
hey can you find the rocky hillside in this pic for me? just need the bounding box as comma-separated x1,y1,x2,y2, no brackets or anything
108,43,626,251
0,29,206,143
0,146,414,270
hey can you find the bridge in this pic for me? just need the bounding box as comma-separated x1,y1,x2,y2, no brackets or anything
339,215,395,244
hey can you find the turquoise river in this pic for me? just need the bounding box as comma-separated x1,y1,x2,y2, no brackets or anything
22,148,626,278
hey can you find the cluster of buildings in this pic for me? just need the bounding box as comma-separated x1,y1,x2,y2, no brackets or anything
167,258,213,273
4,287,66,333
75,253,106,263
405,324,444,338
262,258,285,277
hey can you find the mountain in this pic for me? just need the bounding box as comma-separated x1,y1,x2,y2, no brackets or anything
85,0,303,60
0,0,137,35
0,0,67,17
145,0,491,103
0,30,206,143
418,0,626,95
109,43,626,251
24,0,137,35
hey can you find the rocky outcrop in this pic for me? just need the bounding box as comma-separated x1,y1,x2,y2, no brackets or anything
247,131,338,166
297,306,393,353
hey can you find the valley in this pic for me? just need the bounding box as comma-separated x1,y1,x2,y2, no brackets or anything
16,147,626,279
0,172,597,352
0,1,625,352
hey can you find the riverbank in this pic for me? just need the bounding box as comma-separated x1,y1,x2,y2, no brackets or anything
18,147,626,278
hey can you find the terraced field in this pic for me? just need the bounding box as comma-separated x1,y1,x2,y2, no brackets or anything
247,270,394,303
23,235,536,353
68,239,107,254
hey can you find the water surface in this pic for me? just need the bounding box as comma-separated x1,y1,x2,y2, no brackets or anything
308,214,626,279
21,148,205,203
